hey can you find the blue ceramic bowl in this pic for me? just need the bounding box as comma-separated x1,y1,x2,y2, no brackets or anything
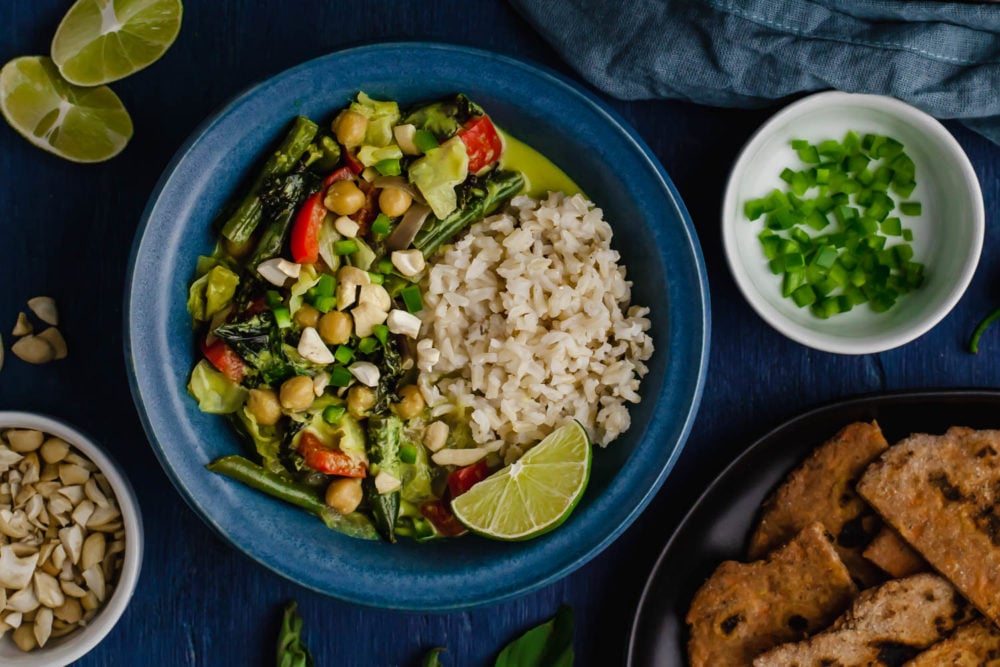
125,43,709,610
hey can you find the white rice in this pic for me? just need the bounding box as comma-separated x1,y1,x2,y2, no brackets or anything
416,192,654,459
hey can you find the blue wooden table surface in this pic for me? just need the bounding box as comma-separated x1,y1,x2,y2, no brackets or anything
2,2,999,665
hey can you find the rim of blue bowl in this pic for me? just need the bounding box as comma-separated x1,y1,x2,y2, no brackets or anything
123,41,710,610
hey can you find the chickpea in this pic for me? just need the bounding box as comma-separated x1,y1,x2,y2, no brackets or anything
318,310,352,345
394,384,425,420
347,385,376,418
325,477,363,514
378,188,412,217
247,387,283,425
223,235,254,259
324,180,366,216
279,376,315,412
293,303,321,329
333,110,368,148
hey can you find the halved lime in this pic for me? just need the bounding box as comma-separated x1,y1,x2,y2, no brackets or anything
451,421,592,541
0,56,133,163
51,0,183,86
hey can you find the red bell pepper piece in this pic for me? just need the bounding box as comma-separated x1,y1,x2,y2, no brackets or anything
322,166,354,188
342,149,364,174
297,431,367,478
458,116,502,174
290,192,326,264
420,500,466,537
200,339,247,384
447,460,489,498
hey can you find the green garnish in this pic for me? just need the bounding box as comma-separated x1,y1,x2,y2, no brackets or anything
744,131,924,318
401,284,424,313
358,337,379,354
334,345,354,365
333,239,358,255
322,405,346,425
374,158,402,176
413,129,439,152
329,367,353,387
371,214,392,235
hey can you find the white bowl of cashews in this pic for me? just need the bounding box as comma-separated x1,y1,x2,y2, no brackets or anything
0,412,142,666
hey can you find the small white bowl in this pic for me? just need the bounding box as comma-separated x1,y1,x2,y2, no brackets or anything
723,91,984,354
0,412,143,666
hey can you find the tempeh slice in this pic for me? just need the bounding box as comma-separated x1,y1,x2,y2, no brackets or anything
906,617,1000,666
858,427,1000,627
863,526,928,578
749,421,888,585
753,573,973,666
686,522,857,667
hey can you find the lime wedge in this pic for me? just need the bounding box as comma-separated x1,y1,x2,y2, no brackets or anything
51,0,183,86
451,421,592,541
0,56,133,163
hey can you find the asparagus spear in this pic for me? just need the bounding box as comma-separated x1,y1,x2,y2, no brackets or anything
207,455,378,540
220,116,318,244
412,169,525,258
245,171,310,268
363,415,403,542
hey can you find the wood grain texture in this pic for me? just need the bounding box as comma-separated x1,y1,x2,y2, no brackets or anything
1,1,999,665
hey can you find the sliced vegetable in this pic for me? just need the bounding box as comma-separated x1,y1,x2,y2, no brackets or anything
221,117,318,244
297,431,367,478
187,265,240,322
363,415,403,542
206,456,378,539
458,115,502,174
188,359,248,414
408,137,469,220
447,461,489,498
290,192,326,264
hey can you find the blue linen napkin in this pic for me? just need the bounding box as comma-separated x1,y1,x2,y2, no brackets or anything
511,0,1000,143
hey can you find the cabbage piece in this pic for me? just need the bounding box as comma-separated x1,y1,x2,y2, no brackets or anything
350,92,400,147
288,264,321,315
187,264,239,322
188,360,247,414
357,144,403,168
408,137,469,219
400,435,435,505
317,216,343,272
233,406,285,476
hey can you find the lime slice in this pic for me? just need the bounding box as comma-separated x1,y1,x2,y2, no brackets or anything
451,421,592,541
51,0,183,86
0,56,133,163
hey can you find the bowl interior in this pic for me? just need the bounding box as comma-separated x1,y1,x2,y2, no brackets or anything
0,412,142,666
126,44,708,610
723,92,983,354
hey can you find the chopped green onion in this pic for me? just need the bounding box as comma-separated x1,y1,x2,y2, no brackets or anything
266,290,283,309
791,285,817,307
368,272,385,285
902,228,914,242
790,139,810,150
273,307,291,329
373,324,389,344
358,337,379,354
313,295,335,313
413,129,439,152
900,201,922,216
322,405,346,425
400,285,424,313
399,443,418,464
880,217,902,236
334,239,358,255
371,214,392,235
376,258,395,274
334,345,354,365
374,158,402,176
315,274,335,298
329,367,353,387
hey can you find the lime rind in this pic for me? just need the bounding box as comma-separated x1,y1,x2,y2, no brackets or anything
451,420,592,541
51,0,183,86
0,56,133,163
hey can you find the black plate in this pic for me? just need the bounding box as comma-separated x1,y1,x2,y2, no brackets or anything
626,389,1000,666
